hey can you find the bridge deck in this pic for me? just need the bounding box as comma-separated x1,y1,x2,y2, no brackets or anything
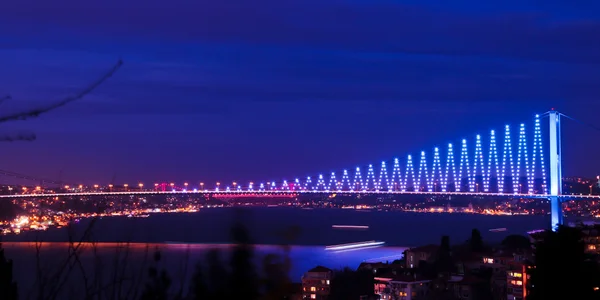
0,190,597,199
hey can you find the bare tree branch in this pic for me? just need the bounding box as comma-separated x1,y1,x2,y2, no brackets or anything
0,132,36,142
0,95,10,106
0,60,123,123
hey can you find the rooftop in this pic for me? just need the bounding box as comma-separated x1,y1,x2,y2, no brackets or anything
307,266,333,273
408,244,439,253
449,275,486,285
375,272,430,283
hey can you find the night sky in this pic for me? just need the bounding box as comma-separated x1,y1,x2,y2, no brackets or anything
0,0,599,186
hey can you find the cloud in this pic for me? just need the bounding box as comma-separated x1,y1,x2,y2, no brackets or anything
1,0,599,65
0,0,598,120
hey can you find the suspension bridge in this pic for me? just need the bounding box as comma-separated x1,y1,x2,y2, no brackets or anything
0,110,593,230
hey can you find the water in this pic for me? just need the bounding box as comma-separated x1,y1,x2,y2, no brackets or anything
1,207,549,297
3,207,549,246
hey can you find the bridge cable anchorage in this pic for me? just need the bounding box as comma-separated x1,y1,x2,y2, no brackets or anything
0,59,123,123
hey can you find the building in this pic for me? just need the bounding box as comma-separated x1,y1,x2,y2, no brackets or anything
529,224,600,256
285,283,304,300
405,244,439,269
506,261,531,300
374,274,431,300
358,261,405,277
302,266,332,299
479,250,533,300
447,275,487,300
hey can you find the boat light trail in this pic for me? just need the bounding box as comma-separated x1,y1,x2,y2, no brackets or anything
325,240,385,251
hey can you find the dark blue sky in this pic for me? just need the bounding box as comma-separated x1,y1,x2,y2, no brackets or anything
0,0,599,186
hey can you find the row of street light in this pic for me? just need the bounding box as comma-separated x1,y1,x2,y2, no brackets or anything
58,182,246,191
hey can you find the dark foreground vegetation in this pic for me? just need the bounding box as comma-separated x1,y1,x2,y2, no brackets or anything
1,221,600,299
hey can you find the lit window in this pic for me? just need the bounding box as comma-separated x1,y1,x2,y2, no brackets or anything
399,292,407,297
310,287,316,292
483,258,494,264
311,294,316,299
326,280,330,285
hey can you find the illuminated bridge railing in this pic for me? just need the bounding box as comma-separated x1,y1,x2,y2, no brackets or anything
2,190,600,200
240,114,548,195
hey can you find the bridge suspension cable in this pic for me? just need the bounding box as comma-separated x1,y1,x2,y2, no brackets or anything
244,114,549,195
559,113,600,133
0,169,64,185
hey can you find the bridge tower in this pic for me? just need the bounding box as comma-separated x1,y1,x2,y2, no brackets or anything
548,110,563,231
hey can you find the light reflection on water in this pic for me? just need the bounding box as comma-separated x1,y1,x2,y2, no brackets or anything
1,207,548,297
2,241,406,297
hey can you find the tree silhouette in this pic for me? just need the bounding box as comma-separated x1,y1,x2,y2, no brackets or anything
230,221,259,300
0,60,122,142
501,234,530,251
469,229,484,253
0,201,17,221
0,243,18,300
188,261,209,300
261,253,292,299
140,250,172,300
435,235,454,274
330,267,374,300
527,226,600,300
205,249,230,299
